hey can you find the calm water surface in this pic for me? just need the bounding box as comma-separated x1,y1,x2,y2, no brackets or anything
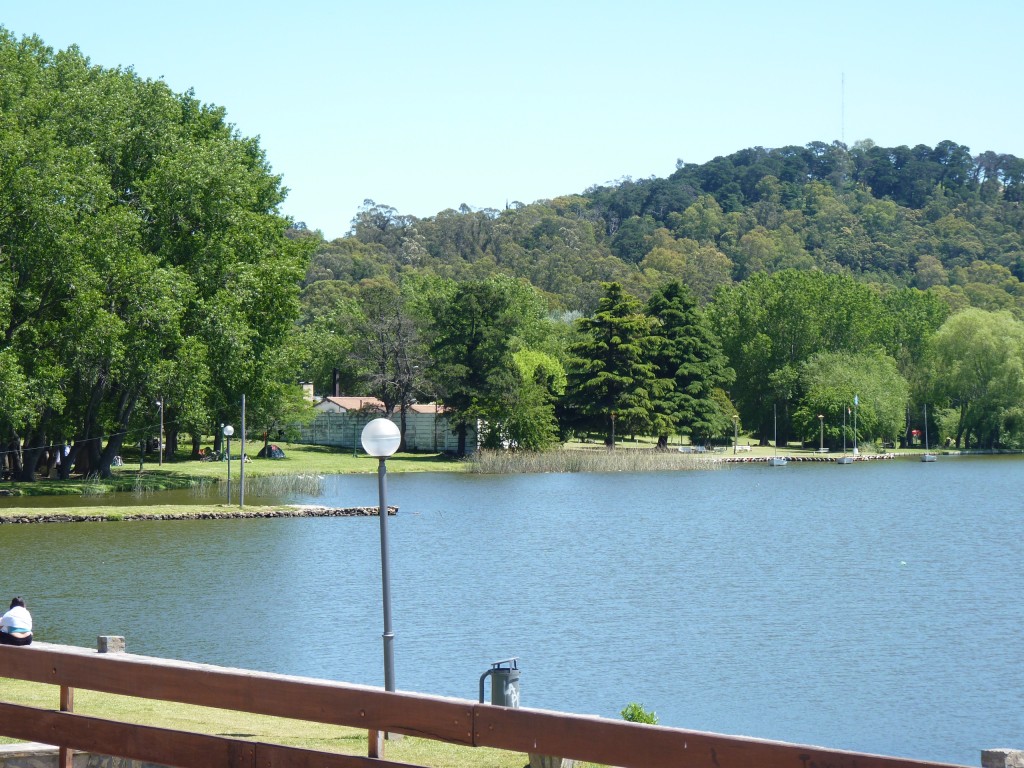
1,456,1021,764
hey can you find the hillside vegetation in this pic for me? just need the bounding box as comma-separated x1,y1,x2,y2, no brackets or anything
3,25,1023,473
294,141,1024,453
304,140,1024,315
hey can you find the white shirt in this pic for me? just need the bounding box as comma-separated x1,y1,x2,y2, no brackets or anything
0,605,32,633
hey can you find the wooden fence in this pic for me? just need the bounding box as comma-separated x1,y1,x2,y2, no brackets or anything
0,641,971,768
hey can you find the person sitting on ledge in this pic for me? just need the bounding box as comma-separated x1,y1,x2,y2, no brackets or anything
0,596,33,645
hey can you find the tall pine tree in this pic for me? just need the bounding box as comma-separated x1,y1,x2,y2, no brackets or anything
646,281,735,449
563,283,662,444
427,280,518,456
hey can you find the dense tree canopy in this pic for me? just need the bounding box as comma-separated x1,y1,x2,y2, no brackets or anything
646,281,734,447
298,138,1024,452
563,283,661,442
0,29,312,478
13,26,1024,469
923,309,1024,448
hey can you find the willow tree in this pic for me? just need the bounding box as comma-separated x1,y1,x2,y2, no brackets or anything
923,308,1024,448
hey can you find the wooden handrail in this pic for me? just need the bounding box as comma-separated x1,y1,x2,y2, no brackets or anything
0,643,970,768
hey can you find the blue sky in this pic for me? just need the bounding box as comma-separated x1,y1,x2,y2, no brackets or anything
4,1,1022,239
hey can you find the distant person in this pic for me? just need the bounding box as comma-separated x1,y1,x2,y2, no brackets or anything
0,596,32,645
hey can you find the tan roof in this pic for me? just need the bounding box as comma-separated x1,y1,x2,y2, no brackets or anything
317,397,446,414
320,396,385,412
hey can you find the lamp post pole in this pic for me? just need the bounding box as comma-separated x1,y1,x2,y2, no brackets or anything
157,399,164,466
240,395,246,508
819,414,824,452
853,394,859,455
222,424,234,503
376,453,395,692
361,418,401,694
732,414,738,455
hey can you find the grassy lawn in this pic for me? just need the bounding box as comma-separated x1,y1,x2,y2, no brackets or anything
0,441,466,498
0,678,532,768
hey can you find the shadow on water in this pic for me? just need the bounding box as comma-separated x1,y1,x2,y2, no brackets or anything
0,473,329,508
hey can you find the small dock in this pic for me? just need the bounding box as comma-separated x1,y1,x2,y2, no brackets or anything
720,453,899,464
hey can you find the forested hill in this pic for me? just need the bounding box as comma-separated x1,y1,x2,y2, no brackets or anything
307,140,1024,315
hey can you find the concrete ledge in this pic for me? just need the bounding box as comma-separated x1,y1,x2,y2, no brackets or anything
983,750,1024,768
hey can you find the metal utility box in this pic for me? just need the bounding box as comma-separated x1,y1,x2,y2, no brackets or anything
479,657,520,708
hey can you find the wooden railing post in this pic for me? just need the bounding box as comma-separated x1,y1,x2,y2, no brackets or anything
59,684,73,768
368,729,385,758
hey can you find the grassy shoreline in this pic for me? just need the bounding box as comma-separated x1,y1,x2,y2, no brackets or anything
0,442,465,497
0,439,950,524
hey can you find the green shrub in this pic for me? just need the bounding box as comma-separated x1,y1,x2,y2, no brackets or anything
620,702,657,725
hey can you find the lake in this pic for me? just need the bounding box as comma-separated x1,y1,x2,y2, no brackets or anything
1,455,1021,765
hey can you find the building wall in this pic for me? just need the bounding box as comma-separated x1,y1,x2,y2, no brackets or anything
298,410,472,454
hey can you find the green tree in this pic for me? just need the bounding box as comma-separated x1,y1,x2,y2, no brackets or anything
0,30,311,479
352,277,427,448
563,283,661,443
710,270,887,445
426,279,521,456
923,308,1024,447
794,351,909,449
492,350,563,451
646,281,734,449
877,287,950,376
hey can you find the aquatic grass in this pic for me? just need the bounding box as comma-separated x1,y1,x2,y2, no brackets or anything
466,447,720,474
188,477,215,497
80,477,111,495
243,473,326,496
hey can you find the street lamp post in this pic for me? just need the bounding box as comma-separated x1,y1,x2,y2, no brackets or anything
361,417,401,694
818,414,824,452
240,395,246,508
156,399,164,466
732,414,738,455
222,424,234,503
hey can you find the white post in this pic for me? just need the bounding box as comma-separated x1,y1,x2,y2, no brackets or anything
240,395,246,508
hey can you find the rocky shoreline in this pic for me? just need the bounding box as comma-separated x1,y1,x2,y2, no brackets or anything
0,505,398,524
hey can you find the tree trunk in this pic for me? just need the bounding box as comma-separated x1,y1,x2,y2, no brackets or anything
17,429,46,482
5,435,22,479
456,423,467,458
166,426,179,461
44,447,59,478
97,387,137,479
99,432,127,478
77,438,102,477
399,404,409,452
656,435,669,451
58,443,82,480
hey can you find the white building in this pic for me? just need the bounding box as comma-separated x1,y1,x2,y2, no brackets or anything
298,396,473,454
